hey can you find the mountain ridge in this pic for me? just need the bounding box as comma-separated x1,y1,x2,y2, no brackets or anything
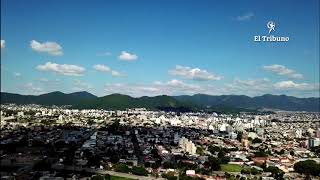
1,91,97,106
1,91,319,112
174,94,320,112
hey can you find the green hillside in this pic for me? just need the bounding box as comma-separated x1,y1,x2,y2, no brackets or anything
74,94,195,111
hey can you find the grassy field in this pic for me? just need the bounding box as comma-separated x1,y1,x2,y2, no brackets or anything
111,175,136,180
220,164,242,172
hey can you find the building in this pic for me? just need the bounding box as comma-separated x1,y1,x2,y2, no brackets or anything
179,137,197,155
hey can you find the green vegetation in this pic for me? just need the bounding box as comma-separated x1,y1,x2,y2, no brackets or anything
265,166,284,180
175,94,320,112
1,91,97,106
162,172,177,180
162,172,205,180
237,132,243,142
196,146,204,155
131,166,148,176
208,156,221,171
111,176,136,180
252,138,262,144
114,163,130,173
310,146,320,156
240,167,261,175
207,145,230,164
208,145,221,154
113,163,148,176
75,94,196,111
91,175,136,180
3,91,319,112
220,164,242,172
254,150,269,157
294,160,320,176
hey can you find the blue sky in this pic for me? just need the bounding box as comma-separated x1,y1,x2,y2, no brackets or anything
1,0,319,97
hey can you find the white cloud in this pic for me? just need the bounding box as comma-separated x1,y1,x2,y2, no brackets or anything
104,79,200,97
224,78,273,96
73,79,93,91
1,40,5,49
38,78,61,85
166,79,200,90
233,78,271,88
118,51,138,61
154,79,201,95
14,72,21,78
36,62,85,76
223,78,319,97
93,64,111,72
274,81,319,91
93,64,126,77
102,77,320,97
263,64,303,79
104,83,161,97
30,40,63,56
111,70,126,77
236,12,254,21
22,83,45,95
169,65,222,81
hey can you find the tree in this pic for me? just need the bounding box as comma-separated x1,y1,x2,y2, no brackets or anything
290,151,294,156
196,167,211,175
220,156,230,164
265,166,284,180
131,166,148,176
110,153,120,164
196,146,204,156
218,151,225,158
152,159,162,169
91,175,105,180
252,138,262,144
241,168,251,174
87,154,101,167
114,163,130,173
162,172,177,180
144,162,151,168
208,145,221,154
208,156,221,171
237,132,243,142
250,168,260,175
310,146,320,155
109,119,120,132
254,150,268,157
294,160,320,176
279,149,285,155
163,161,175,169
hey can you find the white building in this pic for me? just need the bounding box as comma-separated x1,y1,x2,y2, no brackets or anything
179,137,196,155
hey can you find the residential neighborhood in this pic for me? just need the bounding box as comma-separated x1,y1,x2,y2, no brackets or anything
1,104,319,179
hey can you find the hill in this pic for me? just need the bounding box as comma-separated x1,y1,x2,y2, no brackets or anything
1,91,97,106
174,94,320,112
74,94,195,111
1,92,319,112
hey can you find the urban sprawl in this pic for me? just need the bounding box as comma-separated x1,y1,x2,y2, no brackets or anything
1,104,320,180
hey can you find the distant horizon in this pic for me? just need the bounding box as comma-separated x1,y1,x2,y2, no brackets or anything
1,90,319,99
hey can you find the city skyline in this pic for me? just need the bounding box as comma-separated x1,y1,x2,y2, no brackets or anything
1,0,319,97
